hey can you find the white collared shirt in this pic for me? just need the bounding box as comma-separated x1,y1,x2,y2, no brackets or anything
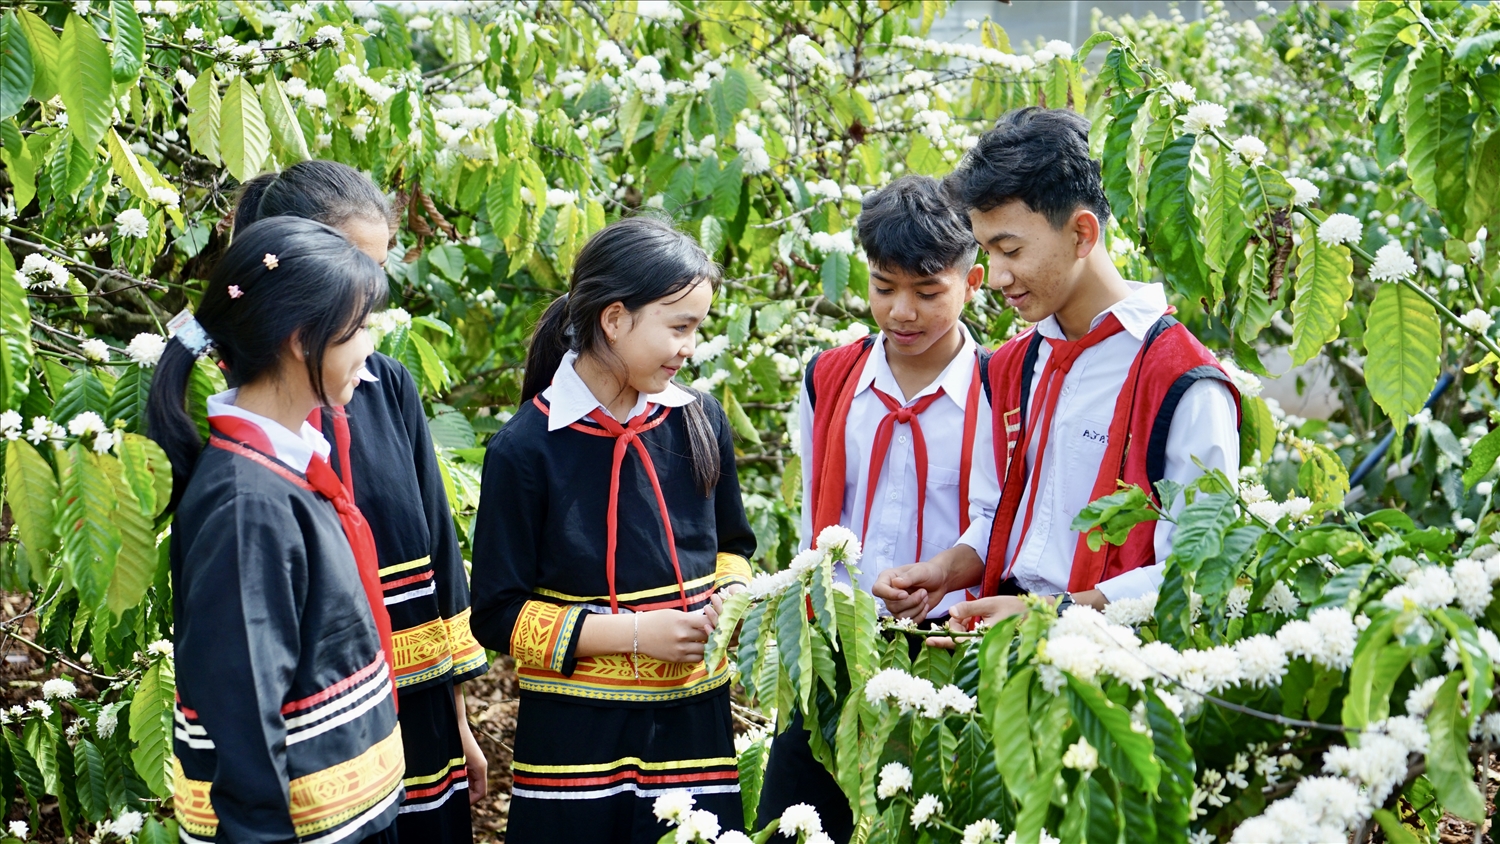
957,282,1240,601
206,389,331,474
799,327,997,615
542,350,697,431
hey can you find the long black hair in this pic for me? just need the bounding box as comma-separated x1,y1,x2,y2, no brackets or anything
233,160,393,235
523,216,723,495
147,217,387,508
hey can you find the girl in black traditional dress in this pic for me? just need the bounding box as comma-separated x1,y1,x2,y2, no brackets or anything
148,217,401,843
469,217,757,843
231,161,489,843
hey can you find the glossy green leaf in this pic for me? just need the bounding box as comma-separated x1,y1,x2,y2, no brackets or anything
0,243,33,412
1364,282,1440,430
1464,427,1500,490
260,74,310,162
0,11,34,121
104,454,158,615
129,658,175,798
1102,91,1147,235
1290,223,1354,365
1067,676,1160,793
186,68,221,165
13,9,58,103
58,445,120,611
1145,134,1210,302
5,438,57,558
486,160,523,241
74,738,108,823
108,0,144,84
1167,492,1237,571
1404,49,1473,232
58,13,113,152
1426,672,1485,821
220,75,271,182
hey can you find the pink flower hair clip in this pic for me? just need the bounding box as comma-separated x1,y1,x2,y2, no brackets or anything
227,285,243,299
262,253,279,270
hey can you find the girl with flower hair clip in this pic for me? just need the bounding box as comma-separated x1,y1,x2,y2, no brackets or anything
147,216,402,843
232,160,490,843
469,215,757,842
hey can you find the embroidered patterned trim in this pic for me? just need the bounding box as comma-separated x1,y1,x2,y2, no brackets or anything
713,553,752,589
510,602,587,673
171,727,404,840
391,617,453,688
516,653,730,703
533,572,717,605
402,756,469,802
445,608,488,679
512,756,737,774
289,727,405,836
511,755,739,791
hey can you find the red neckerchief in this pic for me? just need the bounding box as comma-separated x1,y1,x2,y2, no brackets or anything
861,387,945,563
996,313,1126,583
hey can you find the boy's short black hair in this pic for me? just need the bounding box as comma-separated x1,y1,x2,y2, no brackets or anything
943,107,1110,229
856,175,976,277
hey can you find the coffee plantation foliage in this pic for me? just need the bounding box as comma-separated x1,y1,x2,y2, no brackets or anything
1,0,1499,840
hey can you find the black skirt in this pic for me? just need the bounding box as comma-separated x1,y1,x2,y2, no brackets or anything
504,685,743,843
395,679,474,843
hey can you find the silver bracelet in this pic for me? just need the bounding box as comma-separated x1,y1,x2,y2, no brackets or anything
632,612,640,679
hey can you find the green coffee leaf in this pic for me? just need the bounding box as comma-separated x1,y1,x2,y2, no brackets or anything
1364,282,1440,430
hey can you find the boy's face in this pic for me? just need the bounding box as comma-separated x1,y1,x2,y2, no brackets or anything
969,199,1090,325
868,260,982,358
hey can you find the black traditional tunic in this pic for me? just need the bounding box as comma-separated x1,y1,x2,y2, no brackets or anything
470,355,755,844
315,351,487,842
172,402,403,844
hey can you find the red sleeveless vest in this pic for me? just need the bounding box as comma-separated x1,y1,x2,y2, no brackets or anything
980,316,1241,596
804,338,988,545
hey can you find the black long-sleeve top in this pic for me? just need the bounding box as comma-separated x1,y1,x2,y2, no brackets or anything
171,438,403,843
316,352,487,693
469,392,755,706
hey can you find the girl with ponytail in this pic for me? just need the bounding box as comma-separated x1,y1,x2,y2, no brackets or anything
470,216,757,842
233,160,489,839
146,217,403,844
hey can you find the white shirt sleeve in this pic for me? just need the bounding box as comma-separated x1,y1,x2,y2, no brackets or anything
1096,377,1241,602
797,379,815,553
956,390,999,558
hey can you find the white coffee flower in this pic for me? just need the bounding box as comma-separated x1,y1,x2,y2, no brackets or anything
315,25,344,52
96,707,118,739
26,700,52,718
1061,737,1098,771
962,819,1002,844
1230,135,1268,166
779,803,823,836
652,790,695,824
1459,309,1495,335
910,794,943,829
1282,497,1313,523
80,339,111,362
1182,102,1228,133
126,333,166,366
407,15,432,30
68,411,106,438
815,524,861,559
1165,80,1197,102
690,334,730,364
107,810,144,838
1264,581,1299,616
877,762,913,798
1317,213,1362,247
41,679,78,700
809,231,856,256
1369,242,1417,282
115,209,150,238
674,809,719,843
1225,584,1252,619
0,410,21,442
717,834,754,844
1286,177,1319,206
304,89,328,108
146,639,174,658
9,820,27,840
1406,565,1457,609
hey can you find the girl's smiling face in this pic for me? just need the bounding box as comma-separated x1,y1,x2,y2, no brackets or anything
601,279,715,397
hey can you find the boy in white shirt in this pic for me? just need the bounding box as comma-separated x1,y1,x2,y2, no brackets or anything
875,108,1241,629
757,175,992,842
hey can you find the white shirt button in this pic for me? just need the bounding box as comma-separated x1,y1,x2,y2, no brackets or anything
888,492,898,501
898,435,908,443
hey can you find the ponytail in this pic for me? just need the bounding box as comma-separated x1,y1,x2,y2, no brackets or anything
520,294,572,403
146,337,209,511
681,392,721,496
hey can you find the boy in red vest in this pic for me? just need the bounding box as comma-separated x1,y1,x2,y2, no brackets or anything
756,175,990,841
874,107,1241,628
